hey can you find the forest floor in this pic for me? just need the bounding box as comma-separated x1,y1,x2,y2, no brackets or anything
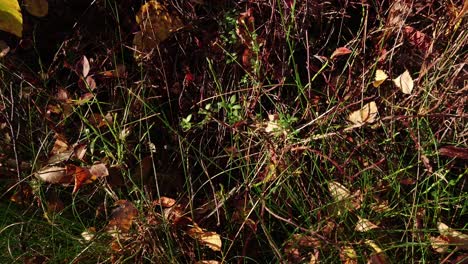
0,0,467,263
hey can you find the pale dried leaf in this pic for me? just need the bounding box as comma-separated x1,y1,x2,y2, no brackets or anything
393,70,414,94
328,181,351,202
372,70,388,87
81,56,90,77
89,163,109,178
188,225,222,251
355,217,379,232
430,236,449,253
437,222,468,249
348,101,378,125
81,227,96,241
35,166,70,183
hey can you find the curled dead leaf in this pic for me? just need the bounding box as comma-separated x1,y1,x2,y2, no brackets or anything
331,47,352,59
188,224,222,251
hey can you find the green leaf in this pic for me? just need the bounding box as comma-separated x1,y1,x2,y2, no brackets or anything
0,0,23,37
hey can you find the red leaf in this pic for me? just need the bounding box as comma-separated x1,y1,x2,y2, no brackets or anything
331,47,352,59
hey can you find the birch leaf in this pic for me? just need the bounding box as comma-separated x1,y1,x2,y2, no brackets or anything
373,70,388,87
393,70,414,94
348,101,378,125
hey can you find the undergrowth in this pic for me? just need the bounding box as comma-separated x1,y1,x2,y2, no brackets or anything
0,0,467,263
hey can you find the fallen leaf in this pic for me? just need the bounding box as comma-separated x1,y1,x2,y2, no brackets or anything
73,143,87,161
393,70,414,94
328,181,351,202
80,55,90,77
81,227,96,241
437,222,468,249
372,70,388,87
133,1,183,60
35,166,71,184
355,217,379,232
67,164,92,193
331,47,352,59
348,101,379,125
85,76,96,90
153,196,176,208
24,0,48,17
0,0,23,37
89,163,109,178
107,200,138,234
430,236,449,253
188,224,222,251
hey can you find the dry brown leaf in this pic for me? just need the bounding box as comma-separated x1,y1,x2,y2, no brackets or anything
328,181,351,202
393,70,414,94
24,0,48,17
107,200,138,234
331,47,352,59
188,224,222,251
348,101,378,125
372,70,388,88
153,196,176,208
133,1,183,60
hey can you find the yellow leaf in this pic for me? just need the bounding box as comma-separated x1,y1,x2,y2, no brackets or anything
0,0,23,37
372,69,388,87
348,101,378,125
24,0,48,17
134,0,183,60
393,70,414,94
